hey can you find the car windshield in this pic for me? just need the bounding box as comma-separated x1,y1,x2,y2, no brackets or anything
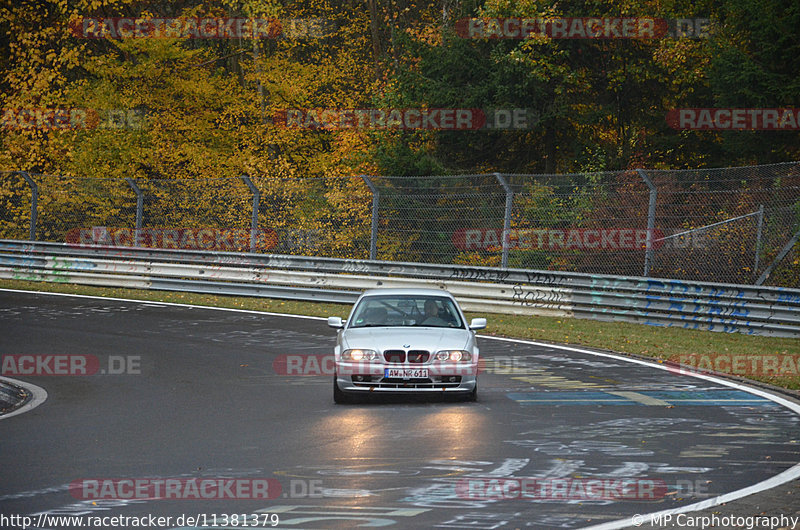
349,295,464,329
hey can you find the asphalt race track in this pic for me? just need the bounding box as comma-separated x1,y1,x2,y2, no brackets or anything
1,289,800,530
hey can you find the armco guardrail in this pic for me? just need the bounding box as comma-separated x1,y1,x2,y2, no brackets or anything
1,240,799,337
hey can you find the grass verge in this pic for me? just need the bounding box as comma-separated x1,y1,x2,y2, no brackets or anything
2,279,798,391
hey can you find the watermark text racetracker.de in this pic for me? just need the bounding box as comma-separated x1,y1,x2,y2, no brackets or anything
273,354,480,376
273,108,536,130
455,17,711,39
668,353,800,378
666,108,800,130
452,227,711,251
66,227,279,252
69,16,334,39
1,354,141,376
69,477,327,500
70,478,281,500
457,477,667,501
2,108,144,130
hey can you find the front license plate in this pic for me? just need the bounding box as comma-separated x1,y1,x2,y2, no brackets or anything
385,368,428,379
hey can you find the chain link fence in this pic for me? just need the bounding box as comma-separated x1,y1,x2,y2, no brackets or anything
2,162,799,287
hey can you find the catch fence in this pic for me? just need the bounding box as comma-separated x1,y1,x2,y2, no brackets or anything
1,162,798,286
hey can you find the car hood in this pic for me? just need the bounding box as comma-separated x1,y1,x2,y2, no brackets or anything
342,327,470,352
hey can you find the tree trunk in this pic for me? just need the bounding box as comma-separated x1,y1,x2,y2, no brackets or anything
367,0,382,79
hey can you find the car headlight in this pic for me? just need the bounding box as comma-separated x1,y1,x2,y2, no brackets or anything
435,350,472,362
341,349,378,361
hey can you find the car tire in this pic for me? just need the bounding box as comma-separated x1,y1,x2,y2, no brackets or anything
463,384,477,402
333,376,351,404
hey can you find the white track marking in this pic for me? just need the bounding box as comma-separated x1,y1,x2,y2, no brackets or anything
0,376,48,420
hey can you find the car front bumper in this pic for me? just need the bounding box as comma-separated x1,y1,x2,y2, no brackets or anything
334,361,478,393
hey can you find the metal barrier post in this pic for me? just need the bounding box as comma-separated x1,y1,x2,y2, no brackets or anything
756,226,800,286
16,171,38,241
241,175,260,253
637,169,657,276
495,173,513,269
754,204,764,278
362,176,379,260
124,177,143,246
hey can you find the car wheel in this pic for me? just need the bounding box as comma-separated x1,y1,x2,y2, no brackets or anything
333,376,351,404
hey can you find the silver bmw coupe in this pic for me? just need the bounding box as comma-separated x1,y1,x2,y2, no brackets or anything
328,288,486,403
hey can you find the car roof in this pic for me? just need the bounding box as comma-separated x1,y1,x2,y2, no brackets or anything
359,288,455,298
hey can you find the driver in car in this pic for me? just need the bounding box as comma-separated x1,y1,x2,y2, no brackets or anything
420,299,449,326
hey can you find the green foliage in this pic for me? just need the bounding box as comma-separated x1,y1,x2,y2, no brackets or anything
0,0,798,281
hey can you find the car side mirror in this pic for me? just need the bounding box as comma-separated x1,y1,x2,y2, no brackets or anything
327,316,345,329
469,318,487,330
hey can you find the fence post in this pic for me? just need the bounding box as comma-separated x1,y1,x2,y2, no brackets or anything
494,173,513,269
753,204,764,278
124,177,143,247
14,171,38,241
637,169,657,276
240,175,260,253
362,176,379,260
756,226,800,286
